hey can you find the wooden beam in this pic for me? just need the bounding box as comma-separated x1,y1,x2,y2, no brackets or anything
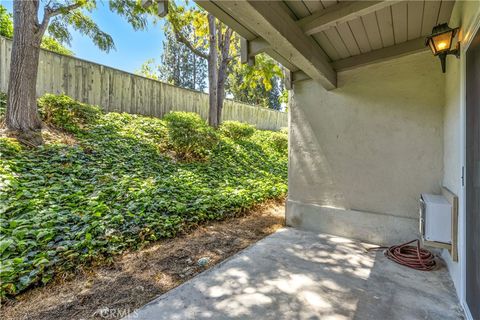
240,38,248,63
142,0,168,17
331,37,428,71
213,1,336,89
442,187,458,262
284,70,292,90
286,71,311,89
262,48,299,72
241,38,264,66
297,1,399,36
248,38,270,57
242,37,300,72
195,1,257,40
292,71,310,83
157,0,168,18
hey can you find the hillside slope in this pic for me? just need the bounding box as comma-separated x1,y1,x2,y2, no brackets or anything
0,94,288,297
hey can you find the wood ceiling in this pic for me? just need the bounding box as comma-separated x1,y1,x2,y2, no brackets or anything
284,0,455,62
197,0,456,89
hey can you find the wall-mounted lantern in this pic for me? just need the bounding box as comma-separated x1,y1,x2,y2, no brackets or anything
425,23,460,73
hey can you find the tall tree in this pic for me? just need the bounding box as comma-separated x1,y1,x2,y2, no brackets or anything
5,0,150,145
0,4,73,55
159,26,207,91
166,1,235,127
267,78,284,111
162,1,286,126
137,26,207,91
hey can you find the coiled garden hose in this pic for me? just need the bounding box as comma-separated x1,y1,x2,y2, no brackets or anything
369,239,437,271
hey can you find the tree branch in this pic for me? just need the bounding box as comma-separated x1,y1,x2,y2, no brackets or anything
225,53,239,64
172,28,209,60
217,22,223,52
169,18,209,60
39,1,84,34
222,28,234,64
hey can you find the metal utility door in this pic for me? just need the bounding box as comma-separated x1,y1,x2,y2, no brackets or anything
466,26,480,320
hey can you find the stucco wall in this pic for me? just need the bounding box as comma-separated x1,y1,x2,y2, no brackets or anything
287,51,445,245
442,0,480,308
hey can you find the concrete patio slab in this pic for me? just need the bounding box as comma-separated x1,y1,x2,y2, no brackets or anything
126,228,464,320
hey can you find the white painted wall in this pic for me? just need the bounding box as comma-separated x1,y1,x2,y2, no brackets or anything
442,1,480,318
287,51,445,245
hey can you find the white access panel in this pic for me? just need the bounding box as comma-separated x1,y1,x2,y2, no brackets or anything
420,194,452,244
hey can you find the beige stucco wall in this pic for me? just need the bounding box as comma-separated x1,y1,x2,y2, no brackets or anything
287,51,445,245
442,0,480,304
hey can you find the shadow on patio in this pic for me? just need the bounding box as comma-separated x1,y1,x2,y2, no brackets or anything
126,228,463,320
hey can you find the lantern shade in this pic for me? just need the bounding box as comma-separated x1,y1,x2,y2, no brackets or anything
425,23,458,56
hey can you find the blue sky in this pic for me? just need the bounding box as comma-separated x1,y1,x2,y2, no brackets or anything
1,0,166,74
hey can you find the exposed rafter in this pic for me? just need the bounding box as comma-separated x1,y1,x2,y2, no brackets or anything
241,37,270,64
240,37,300,72
142,0,169,18
331,37,428,71
212,1,336,89
297,0,399,36
292,71,310,83
196,0,438,89
261,48,300,73
196,0,257,40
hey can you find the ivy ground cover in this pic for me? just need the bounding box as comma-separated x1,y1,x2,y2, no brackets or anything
0,96,287,297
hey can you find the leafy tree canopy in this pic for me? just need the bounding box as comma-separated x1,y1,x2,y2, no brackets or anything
229,54,282,92
227,53,286,110
0,5,13,38
165,1,231,59
0,4,73,55
1,1,154,56
45,0,152,53
41,36,75,55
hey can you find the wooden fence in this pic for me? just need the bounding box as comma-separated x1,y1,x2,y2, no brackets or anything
0,36,287,130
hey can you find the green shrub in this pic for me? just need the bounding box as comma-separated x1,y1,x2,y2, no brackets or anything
0,92,6,118
269,131,288,153
0,137,22,157
38,94,101,133
220,121,256,139
279,127,288,135
163,111,218,160
0,100,287,298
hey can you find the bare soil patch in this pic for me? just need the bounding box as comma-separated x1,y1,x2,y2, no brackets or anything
0,125,78,146
1,200,285,320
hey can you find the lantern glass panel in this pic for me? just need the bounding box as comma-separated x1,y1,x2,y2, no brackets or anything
428,39,436,54
431,31,453,54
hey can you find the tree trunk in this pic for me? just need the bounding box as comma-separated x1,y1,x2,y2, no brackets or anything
216,65,226,125
216,28,233,125
207,14,219,127
193,54,196,91
6,0,43,145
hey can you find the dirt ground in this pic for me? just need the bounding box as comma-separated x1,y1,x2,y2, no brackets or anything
1,200,285,320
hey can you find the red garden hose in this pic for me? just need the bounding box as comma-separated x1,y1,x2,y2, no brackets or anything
370,239,437,271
